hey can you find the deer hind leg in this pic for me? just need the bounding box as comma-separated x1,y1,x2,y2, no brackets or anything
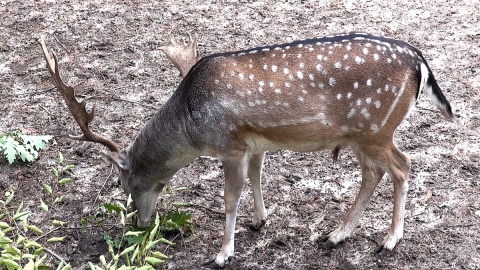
376,145,411,253
322,148,385,246
205,151,248,268
247,152,267,230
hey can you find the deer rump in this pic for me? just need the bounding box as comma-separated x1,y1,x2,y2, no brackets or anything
40,32,454,268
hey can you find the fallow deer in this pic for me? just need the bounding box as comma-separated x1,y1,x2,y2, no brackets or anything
39,32,454,268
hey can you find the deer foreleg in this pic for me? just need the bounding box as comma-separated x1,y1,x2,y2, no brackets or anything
248,152,267,230
206,151,248,268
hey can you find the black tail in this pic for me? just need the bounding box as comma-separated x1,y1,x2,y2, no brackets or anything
420,63,454,121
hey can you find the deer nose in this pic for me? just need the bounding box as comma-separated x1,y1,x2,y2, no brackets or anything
137,217,151,228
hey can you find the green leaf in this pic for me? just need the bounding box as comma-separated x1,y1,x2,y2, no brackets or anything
3,245,22,256
40,199,49,212
51,167,59,177
47,236,66,243
13,211,29,220
119,244,137,256
24,241,42,249
19,134,52,151
23,260,35,270
16,144,35,162
42,183,52,195
58,178,74,185
103,203,122,213
175,187,189,192
61,165,76,173
145,257,165,265
0,234,13,244
52,220,67,226
54,196,65,204
26,225,43,235
158,237,175,246
124,230,144,237
2,137,18,164
58,152,64,164
4,189,14,206
0,258,21,269
103,232,122,249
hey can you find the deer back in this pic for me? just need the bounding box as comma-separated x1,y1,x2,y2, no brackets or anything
175,33,442,153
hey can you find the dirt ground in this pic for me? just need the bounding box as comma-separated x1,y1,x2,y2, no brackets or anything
1,0,479,269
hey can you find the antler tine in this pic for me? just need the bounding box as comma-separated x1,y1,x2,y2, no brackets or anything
38,37,121,153
159,32,200,78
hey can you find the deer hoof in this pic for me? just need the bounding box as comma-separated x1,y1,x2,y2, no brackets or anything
202,259,224,269
374,242,397,255
247,219,266,231
317,236,342,249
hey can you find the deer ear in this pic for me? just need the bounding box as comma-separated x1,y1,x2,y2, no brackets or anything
101,151,129,170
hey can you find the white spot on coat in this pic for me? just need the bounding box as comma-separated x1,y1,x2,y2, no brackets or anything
347,108,356,118
361,108,370,119
337,93,342,100
249,74,255,81
329,77,336,86
375,100,382,109
271,65,278,72
355,56,365,64
367,78,373,86
353,82,359,89
297,71,304,79
334,62,342,69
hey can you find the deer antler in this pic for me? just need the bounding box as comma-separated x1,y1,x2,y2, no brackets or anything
160,33,200,78
38,37,120,152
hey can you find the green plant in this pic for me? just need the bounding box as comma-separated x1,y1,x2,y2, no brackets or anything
89,190,194,269
50,152,76,186
0,189,71,269
0,131,52,164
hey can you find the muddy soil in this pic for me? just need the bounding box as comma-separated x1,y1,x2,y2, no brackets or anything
0,0,479,269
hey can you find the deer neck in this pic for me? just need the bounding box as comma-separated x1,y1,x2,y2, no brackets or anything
127,89,200,182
